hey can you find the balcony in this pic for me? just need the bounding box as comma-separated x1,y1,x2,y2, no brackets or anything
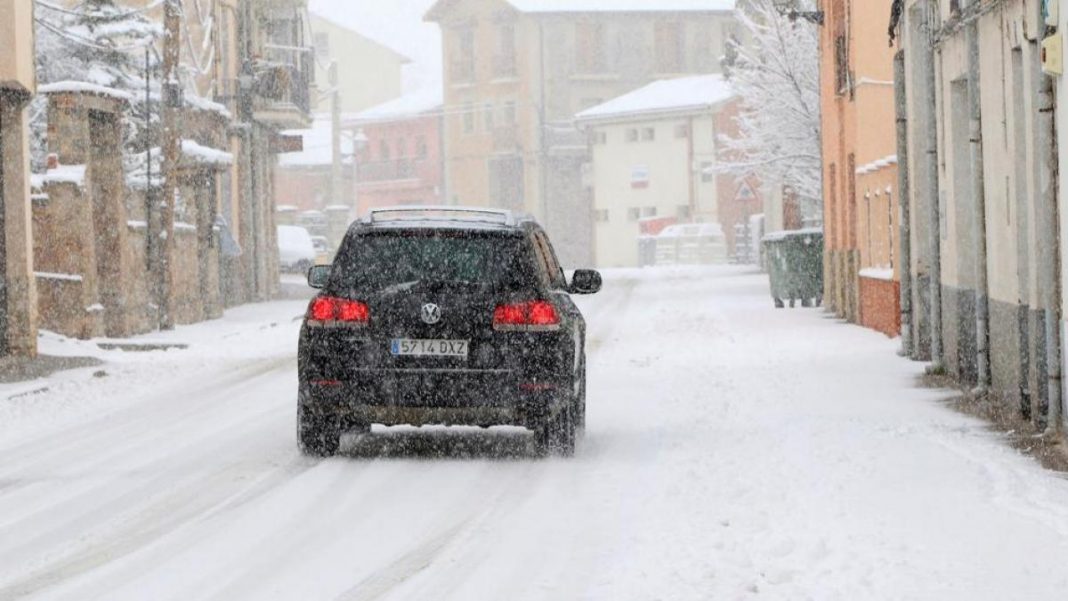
492,54,518,80
492,126,521,153
251,58,313,130
251,9,315,130
359,159,420,183
449,60,475,86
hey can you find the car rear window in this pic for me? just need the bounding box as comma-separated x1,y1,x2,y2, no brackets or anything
328,230,537,294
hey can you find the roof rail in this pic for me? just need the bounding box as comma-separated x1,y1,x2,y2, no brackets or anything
362,206,518,226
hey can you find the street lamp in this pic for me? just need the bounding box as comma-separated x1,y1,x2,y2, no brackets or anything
351,127,369,215
771,0,825,25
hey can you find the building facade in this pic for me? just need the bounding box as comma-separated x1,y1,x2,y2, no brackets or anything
894,0,1062,429
310,13,410,114
425,0,738,267
821,0,901,337
0,0,38,356
348,90,446,213
575,75,747,268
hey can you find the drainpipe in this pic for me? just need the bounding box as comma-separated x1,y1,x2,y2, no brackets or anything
922,0,944,374
894,50,913,358
1036,7,1063,434
967,21,990,393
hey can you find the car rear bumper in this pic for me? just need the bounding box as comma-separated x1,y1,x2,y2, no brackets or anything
299,368,566,428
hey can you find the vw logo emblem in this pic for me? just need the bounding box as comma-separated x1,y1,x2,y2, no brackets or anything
421,303,442,325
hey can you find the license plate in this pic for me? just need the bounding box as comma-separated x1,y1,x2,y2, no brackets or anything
391,339,469,358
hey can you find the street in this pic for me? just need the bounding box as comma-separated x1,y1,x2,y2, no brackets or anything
2,267,1068,600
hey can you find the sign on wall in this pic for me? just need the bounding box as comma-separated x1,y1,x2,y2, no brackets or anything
631,165,649,189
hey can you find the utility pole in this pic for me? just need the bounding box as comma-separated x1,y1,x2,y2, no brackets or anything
329,61,342,208
159,0,182,330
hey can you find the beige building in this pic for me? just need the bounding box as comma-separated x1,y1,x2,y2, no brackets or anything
575,75,734,268
896,0,1058,427
0,0,38,356
425,0,739,267
310,13,410,114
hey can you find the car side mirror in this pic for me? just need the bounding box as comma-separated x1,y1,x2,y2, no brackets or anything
570,269,603,295
307,265,331,289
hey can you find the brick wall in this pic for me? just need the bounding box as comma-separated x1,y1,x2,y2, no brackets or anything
859,274,901,337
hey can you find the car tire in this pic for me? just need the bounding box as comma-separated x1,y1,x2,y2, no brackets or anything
533,413,553,457
297,404,340,457
554,403,576,457
575,356,587,436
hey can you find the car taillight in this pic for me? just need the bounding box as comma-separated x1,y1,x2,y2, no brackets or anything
308,297,370,325
493,301,560,331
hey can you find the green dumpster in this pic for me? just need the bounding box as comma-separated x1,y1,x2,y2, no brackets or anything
762,228,824,308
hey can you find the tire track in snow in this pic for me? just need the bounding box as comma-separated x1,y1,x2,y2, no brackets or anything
0,354,294,483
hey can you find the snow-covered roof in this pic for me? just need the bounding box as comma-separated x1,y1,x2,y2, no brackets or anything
506,0,735,12
38,81,134,103
279,116,356,168
350,87,443,124
184,94,233,120
576,74,735,123
427,0,735,18
30,165,88,189
309,10,413,64
181,140,234,167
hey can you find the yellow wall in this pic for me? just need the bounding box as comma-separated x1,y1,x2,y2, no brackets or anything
0,0,36,93
311,14,407,114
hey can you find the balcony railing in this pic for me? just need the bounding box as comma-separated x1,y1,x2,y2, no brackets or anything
493,54,517,79
359,159,420,182
251,43,314,127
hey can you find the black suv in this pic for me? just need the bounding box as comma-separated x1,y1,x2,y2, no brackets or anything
297,207,602,457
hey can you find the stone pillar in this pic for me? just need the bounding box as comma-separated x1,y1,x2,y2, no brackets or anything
0,90,38,357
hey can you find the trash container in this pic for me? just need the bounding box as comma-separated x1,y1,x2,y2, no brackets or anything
762,228,824,308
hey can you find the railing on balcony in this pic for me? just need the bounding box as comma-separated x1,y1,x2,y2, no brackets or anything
492,126,521,153
492,54,517,79
359,159,420,183
450,59,475,85
256,48,313,116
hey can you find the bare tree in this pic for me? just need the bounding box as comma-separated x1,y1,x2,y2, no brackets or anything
719,0,822,219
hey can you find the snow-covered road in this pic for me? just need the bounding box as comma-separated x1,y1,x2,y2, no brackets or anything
2,267,1068,600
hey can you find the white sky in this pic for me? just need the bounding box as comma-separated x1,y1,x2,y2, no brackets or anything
308,0,443,93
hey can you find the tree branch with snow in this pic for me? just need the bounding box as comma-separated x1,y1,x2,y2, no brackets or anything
718,0,823,222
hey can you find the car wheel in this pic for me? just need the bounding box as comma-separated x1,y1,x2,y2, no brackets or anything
575,356,587,435
533,412,553,457
297,404,340,457
554,403,576,457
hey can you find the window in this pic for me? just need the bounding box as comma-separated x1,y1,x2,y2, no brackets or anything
834,35,849,95
591,131,607,145
396,138,407,158
642,207,658,218
594,209,609,223
379,140,391,161
631,165,650,189
576,21,607,72
626,128,639,143
463,103,475,134
502,101,518,124
454,28,476,83
581,97,604,111
675,124,690,139
627,208,642,221
677,205,692,219
641,127,656,141
495,24,517,77
655,21,685,73
701,161,714,183
484,103,495,130
416,136,428,159
314,32,330,58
